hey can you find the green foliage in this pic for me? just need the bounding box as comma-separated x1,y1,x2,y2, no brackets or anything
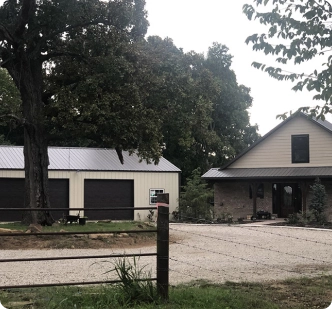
46,35,259,179
46,35,163,163
0,68,21,116
108,257,157,305
9,275,332,308
141,38,259,181
309,177,328,223
0,0,159,161
243,0,332,117
287,211,312,226
0,68,22,144
179,168,214,220
0,0,259,186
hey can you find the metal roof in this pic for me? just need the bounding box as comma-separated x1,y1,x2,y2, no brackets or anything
202,167,332,180
0,146,181,172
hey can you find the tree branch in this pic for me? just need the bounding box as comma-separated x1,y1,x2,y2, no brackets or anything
40,51,89,62
314,0,332,15
0,114,24,125
0,22,14,43
15,0,35,38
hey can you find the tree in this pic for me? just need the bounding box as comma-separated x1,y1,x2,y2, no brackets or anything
205,43,260,163
179,168,214,220
0,68,22,144
243,0,332,118
142,38,259,181
309,177,328,223
0,0,152,225
44,33,163,163
131,36,222,181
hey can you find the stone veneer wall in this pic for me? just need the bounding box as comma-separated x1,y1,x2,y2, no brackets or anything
213,182,273,220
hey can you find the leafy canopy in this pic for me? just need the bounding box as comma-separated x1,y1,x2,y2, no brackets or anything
0,68,21,144
243,0,332,119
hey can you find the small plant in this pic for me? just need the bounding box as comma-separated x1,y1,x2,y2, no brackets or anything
172,210,179,221
287,211,313,226
287,213,299,225
309,178,328,224
108,256,157,305
147,209,155,222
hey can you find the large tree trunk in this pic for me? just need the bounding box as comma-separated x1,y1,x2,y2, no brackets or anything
8,56,54,226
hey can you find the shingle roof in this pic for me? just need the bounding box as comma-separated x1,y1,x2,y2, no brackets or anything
0,146,181,172
202,167,332,180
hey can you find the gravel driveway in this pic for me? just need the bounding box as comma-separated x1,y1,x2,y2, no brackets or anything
1,223,332,287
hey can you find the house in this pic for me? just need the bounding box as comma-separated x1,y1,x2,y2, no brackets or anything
0,146,180,222
202,112,332,221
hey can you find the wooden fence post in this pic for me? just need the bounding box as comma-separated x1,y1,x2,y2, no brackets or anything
156,193,169,301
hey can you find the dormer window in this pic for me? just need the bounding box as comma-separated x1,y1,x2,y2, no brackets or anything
291,134,309,163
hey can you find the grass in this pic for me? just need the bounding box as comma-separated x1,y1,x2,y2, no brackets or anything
1,276,332,308
0,221,154,233
0,221,156,249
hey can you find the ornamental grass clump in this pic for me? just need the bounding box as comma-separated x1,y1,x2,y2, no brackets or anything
110,257,157,306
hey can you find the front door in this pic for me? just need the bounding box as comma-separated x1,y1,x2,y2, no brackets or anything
272,183,302,217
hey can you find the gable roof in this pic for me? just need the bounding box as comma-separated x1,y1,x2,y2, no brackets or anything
0,146,181,172
202,112,332,180
220,112,332,170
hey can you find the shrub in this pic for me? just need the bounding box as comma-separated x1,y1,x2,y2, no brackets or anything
287,211,312,226
179,168,214,220
309,178,328,224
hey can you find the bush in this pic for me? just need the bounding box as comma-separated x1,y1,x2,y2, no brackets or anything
179,168,214,220
309,178,328,224
287,211,312,226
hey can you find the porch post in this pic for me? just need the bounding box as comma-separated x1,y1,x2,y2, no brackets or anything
300,182,309,214
251,182,258,216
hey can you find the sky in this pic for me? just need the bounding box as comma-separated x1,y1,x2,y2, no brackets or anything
145,0,328,136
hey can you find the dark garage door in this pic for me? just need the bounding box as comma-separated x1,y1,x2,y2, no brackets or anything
84,179,134,220
0,178,69,222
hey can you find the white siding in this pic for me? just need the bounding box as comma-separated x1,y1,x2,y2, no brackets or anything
0,170,179,221
229,116,332,168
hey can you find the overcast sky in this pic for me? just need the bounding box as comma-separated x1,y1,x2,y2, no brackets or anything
145,0,328,135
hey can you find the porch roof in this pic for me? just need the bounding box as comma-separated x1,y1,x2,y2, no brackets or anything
202,167,332,180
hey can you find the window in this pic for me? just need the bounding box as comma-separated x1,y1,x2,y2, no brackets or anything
149,189,164,204
249,183,264,199
292,134,309,163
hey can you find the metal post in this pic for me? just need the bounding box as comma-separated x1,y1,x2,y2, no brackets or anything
156,193,169,301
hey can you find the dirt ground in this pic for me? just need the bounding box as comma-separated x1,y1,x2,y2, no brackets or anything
0,232,157,250
1,219,331,250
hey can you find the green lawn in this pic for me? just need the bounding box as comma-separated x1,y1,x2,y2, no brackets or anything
1,276,332,309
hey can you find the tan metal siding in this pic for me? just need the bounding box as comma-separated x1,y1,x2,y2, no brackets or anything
0,171,24,178
0,170,179,220
229,117,332,168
